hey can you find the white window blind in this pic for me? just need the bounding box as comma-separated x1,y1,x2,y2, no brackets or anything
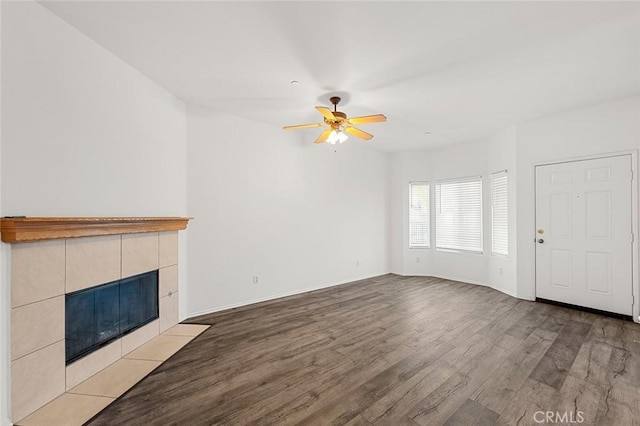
491,171,509,257
409,182,430,248
436,176,483,253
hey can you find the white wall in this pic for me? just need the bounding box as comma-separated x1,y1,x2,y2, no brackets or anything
487,126,518,297
389,140,502,287
388,151,405,275
515,96,640,302
0,2,188,423
1,2,187,217
186,106,389,316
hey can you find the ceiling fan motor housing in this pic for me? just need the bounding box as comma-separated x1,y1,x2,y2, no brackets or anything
325,111,347,129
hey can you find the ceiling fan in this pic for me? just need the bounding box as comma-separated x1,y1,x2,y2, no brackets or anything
283,96,387,144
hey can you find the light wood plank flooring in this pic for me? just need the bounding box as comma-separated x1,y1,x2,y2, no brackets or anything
87,274,640,426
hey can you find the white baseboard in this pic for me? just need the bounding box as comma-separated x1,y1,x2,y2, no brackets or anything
393,272,530,300
494,284,534,300
184,272,535,321
427,274,491,288
490,285,520,299
398,272,491,288
185,271,391,319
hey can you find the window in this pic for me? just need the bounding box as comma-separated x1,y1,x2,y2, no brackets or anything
491,171,508,256
409,182,430,248
435,176,483,253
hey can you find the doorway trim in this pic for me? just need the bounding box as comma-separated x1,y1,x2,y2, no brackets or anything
532,150,639,323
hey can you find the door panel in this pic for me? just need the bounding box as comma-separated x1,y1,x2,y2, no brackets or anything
585,251,611,295
550,249,572,288
535,155,632,315
550,193,572,237
586,166,611,182
585,191,610,239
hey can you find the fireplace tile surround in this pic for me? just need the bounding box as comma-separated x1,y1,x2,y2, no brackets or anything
3,217,191,424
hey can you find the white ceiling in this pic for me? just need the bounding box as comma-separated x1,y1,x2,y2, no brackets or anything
41,1,640,152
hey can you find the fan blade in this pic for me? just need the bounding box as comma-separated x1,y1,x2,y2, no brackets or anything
347,114,387,125
315,128,332,144
315,106,336,120
283,123,323,130
344,126,374,140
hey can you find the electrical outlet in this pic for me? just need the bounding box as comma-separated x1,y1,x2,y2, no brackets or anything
252,276,259,285
499,268,504,276
356,260,360,267
415,257,420,263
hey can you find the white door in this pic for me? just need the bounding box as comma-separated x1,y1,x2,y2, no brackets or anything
535,155,633,316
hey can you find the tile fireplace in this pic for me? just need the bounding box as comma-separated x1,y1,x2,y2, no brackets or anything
1,217,190,424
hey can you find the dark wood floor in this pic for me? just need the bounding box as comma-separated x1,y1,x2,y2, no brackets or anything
87,274,640,426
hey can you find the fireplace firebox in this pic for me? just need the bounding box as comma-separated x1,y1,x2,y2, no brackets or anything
65,270,159,364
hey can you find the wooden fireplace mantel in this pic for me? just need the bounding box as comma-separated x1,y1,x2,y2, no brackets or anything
0,217,192,243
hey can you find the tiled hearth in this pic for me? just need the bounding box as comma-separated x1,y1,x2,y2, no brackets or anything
2,217,194,425
17,323,208,426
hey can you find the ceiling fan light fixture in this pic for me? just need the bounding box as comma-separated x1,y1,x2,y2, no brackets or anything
327,129,348,145
327,130,338,144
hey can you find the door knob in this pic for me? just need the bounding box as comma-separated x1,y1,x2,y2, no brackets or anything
537,239,544,244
